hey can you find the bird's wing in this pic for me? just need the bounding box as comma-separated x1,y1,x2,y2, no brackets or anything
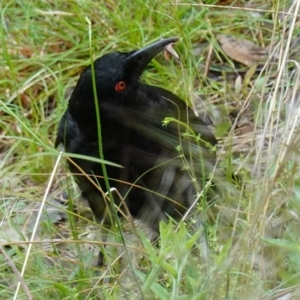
137,83,217,146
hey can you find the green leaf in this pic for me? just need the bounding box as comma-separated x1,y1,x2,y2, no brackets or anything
261,237,300,252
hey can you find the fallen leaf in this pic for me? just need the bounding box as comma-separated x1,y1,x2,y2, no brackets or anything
164,43,180,61
20,93,31,109
19,46,34,58
235,122,256,136
217,35,268,66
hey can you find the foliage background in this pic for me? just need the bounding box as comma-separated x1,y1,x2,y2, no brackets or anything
1,1,300,299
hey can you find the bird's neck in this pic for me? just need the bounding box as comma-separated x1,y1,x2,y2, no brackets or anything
67,93,99,128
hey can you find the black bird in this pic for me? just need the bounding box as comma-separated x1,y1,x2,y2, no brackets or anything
55,37,218,236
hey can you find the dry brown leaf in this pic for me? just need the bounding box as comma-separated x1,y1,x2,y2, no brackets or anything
20,93,31,109
164,43,180,61
19,46,34,58
235,122,256,136
217,35,268,66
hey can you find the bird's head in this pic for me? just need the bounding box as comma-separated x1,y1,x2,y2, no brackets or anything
69,37,179,117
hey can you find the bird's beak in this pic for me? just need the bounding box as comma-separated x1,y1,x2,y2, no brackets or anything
126,37,179,77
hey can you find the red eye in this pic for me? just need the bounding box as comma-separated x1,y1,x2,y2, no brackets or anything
115,81,126,92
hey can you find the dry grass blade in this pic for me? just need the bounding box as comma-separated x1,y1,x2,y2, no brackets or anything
0,245,33,300
13,151,63,300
